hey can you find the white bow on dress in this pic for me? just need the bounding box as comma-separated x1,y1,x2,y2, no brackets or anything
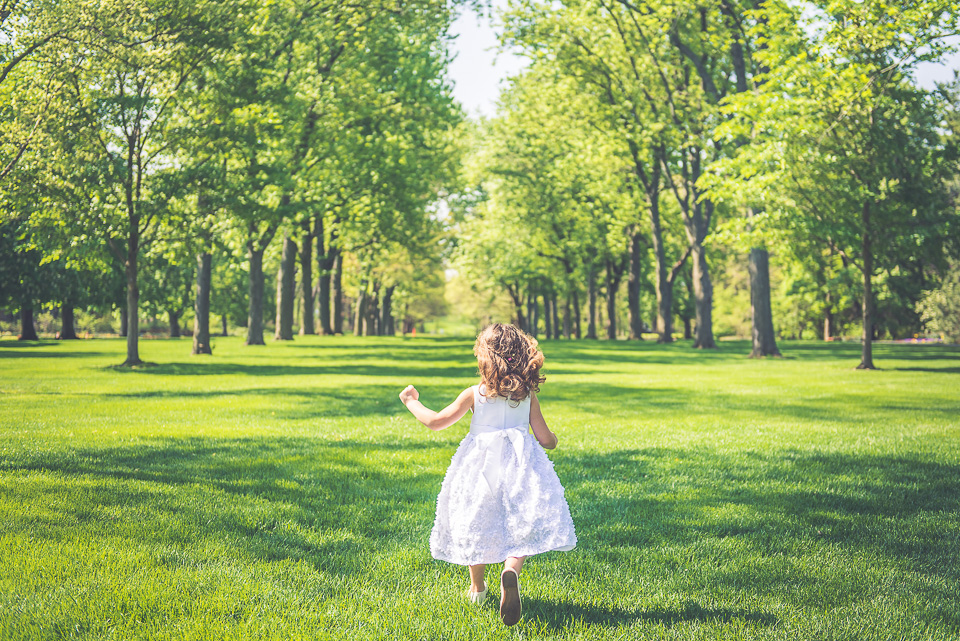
469,424,527,495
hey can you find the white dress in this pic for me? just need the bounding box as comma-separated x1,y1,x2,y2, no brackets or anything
430,384,577,566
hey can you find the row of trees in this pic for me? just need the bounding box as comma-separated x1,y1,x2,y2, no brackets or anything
2,0,959,368
450,0,960,368
1,0,465,364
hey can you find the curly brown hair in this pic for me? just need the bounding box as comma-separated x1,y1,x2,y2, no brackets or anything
474,323,546,402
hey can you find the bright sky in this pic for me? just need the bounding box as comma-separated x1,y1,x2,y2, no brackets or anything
447,3,528,119
446,8,960,118
915,44,960,90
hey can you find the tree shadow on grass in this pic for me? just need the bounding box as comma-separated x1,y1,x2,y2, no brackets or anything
0,344,112,359
544,380,960,423
559,447,960,587
96,382,470,419
524,597,779,630
89,373,960,423
104,360,477,380
889,366,960,374
2,436,450,577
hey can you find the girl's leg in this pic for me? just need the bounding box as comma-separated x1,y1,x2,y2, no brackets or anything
503,556,525,577
500,556,526,626
469,564,486,593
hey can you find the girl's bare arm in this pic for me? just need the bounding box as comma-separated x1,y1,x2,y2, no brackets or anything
400,385,474,431
530,393,558,449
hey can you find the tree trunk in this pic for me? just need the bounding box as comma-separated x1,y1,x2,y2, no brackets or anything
628,231,644,340
275,234,296,341
299,220,315,335
221,314,228,337
507,285,526,331
691,242,716,349
563,293,571,339
572,289,582,339
365,284,379,336
657,282,673,343
19,302,38,340
606,269,618,340
332,249,343,334
586,270,598,339
528,290,538,338
60,304,78,339
683,316,692,340
381,285,395,336
823,290,834,341
168,310,181,338
748,247,780,357
858,201,875,369
647,178,675,343
354,283,367,337
543,292,553,340
246,246,266,345
193,252,212,354
120,305,128,338
316,219,334,335
124,244,141,365
551,291,561,339
652,243,673,343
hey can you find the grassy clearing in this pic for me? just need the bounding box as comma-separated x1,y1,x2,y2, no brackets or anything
0,336,958,640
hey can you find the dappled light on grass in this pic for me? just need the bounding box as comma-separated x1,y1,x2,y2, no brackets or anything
0,336,958,639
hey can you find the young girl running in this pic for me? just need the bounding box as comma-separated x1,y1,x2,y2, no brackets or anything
399,323,577,626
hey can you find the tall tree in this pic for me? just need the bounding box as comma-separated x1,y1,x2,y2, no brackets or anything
46,0,229,364
714,0,959,367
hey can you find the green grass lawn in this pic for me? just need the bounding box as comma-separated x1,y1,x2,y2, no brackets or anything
1,335,958,640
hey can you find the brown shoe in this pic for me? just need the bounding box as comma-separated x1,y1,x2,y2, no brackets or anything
499,569,521,626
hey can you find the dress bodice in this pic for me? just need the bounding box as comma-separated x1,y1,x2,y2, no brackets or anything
470,384,531,432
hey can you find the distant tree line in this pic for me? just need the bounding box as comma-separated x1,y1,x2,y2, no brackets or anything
450,0,960,366
2,0,959,369
0,0,463,364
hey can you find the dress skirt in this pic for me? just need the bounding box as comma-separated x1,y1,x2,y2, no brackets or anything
430,428,577,566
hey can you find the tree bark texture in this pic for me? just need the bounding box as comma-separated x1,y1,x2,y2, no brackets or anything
606,269,619,340
19,303,38,340
317,221,337,335
527,291,538,338
354,282,366,337
823,290,834,341
572,289,582,339
563,294,571,339
246,246,266,345
60,304,78,339
543,293,552,339
365,284,379,336
628,232,644,339
748,247,780,357
507,285,526,332
650,200,674,343
691,242,716,349
656,271,674,344
331,250,343,334
192,252,212,354
299,220,315,335
381,285,395,336
168,310,181,338
275,234,296,341
120,306,128,338
221,314,229,337
630,148,674,343
551,292,561,339
858,201,875,369
586,269,598,339
124,242,141,364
